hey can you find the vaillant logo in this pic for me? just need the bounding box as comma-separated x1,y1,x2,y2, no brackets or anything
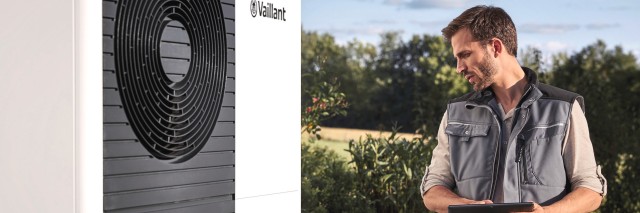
250,0,286,21
250,0,258,17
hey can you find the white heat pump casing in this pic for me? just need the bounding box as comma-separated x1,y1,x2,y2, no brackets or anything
0,0,102,212
0,0,300,212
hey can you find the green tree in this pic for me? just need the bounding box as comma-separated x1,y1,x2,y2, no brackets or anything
302,30,380,130
301,29,351,110
302,30,472,135
368,32,417,131
412,35,468,136
327,39,380,129
519,46,553,83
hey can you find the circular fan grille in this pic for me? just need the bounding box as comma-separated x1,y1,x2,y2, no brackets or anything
160,20,191,82
114,0,227,163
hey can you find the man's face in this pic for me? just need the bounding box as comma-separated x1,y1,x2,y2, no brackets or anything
450,28,497,91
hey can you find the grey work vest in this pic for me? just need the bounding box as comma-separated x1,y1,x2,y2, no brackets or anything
446,67,584,205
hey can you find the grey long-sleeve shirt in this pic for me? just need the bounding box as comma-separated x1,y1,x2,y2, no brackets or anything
420,100,607,201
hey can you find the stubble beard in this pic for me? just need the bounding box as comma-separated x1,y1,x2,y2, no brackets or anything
473,51,497,91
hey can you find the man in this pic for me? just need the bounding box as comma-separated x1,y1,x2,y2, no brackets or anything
420,5,607,212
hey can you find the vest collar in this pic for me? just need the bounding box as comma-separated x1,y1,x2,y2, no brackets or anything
466,67,542,109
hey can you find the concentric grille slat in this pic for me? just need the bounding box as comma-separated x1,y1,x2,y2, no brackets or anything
113,0,228,162
103,0,235,212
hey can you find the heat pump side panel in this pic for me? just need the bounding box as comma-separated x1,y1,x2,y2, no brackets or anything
0,0,75,212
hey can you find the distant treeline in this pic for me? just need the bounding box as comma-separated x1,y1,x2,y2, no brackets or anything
301,29,640,212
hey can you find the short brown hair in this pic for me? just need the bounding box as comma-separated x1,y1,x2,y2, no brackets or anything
442,5,518,57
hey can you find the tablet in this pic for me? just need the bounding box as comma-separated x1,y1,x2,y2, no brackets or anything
448,202,534,213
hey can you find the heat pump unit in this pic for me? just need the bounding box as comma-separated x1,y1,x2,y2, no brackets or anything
102,0,235,211
2,0,299,212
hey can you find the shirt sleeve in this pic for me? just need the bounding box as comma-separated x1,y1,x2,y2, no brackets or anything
562,100,607,196
420,111,456,196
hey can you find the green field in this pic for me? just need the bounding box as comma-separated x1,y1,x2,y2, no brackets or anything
303,127,422,162
307,139,352,161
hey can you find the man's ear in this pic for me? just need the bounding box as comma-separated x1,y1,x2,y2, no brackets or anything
491,38,503,58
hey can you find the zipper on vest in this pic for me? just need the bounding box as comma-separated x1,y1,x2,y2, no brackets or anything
515,136,528,184
490,114,502,201
524,123,566,132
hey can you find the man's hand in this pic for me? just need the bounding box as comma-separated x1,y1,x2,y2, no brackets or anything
532,202,545,212
423,186,494,212
513,202,544,213
472,200,494,205
528,187,603,213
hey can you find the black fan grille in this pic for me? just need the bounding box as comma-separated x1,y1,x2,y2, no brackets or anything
114,0,227,163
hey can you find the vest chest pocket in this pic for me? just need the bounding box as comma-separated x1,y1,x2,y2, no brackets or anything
446,123,494,182
445,123,491,142
520,123,567,187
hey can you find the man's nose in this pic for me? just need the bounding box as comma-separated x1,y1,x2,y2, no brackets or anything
456,61,466,74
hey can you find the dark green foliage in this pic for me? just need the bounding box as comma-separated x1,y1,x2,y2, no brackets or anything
347,130,436,212
302,31,467,136
301,78,348,137
301,50,361,212
301,129,435,213
302,143,363,213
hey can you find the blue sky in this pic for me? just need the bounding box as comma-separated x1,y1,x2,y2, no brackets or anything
302,0,640,61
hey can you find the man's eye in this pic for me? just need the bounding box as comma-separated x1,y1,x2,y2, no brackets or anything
455,52,471,60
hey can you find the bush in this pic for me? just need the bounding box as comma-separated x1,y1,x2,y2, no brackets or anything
301,63,357,212
300,62,437,211
302,128,436,212
301,143,363,212
347,130,436,213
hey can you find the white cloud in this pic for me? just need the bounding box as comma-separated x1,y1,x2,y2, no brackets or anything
519,23,620,34
406,0,470,9
382,0,471,9
383,0,404,6
410,20,447,28
631,49,640,61
530,41,571,52
519,24,581,34
314,26,405,45
368,19,398,25
527,41,572,58
321,26,402,37
585,23,620,30
544,41,570,52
